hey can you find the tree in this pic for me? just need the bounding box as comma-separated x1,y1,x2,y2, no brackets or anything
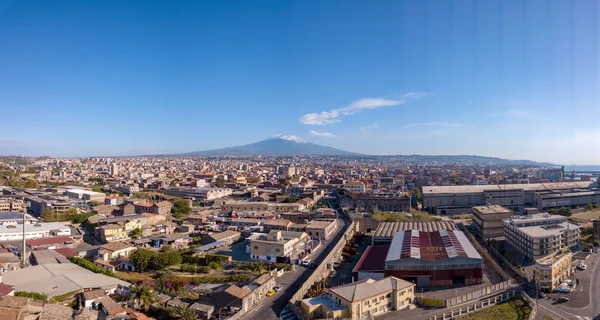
169,305,199,320
15,291,48,300
127,286,155,311
449,176,458,184
24,179,39,189
130,249,156,272
92,185,103,193
171,199,191,219
131,227,143,240
214,177,226,188
278,176,291,187
413,187,423,203
282,196,300,203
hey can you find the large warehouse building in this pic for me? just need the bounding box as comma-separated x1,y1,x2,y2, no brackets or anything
422,181,598,215
372,221,457,245
355,229,483,287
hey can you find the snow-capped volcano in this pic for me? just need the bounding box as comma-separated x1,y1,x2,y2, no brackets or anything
182,135,358,156
273,134,307,143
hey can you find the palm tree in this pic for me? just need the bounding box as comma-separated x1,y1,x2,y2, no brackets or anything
169,305,199,320
127,286,155,311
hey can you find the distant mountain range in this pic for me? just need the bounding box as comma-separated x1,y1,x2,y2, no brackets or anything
180,134,556,165
182,134,359,156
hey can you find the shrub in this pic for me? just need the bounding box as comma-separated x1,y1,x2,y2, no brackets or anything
15,291,48,301
68,257,115,277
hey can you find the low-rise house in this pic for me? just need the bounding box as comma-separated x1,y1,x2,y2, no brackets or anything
92,205,119,216
262,219,293,232
201,230,240,246
104,194,124,206
249,230,309,263
150,234,192,249
0,245,20,271
230,218,261,229
300,277,415,319
94,243,137,272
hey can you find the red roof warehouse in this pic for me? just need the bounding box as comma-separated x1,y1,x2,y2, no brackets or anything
354,230,483,287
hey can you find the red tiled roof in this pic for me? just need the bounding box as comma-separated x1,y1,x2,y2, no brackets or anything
352,245,389,272
53,248,78,258
27,236,73,247
0,283,15,299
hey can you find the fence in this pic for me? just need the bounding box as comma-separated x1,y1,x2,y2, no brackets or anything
520,291,537,320
428,290,516,320
444,279,513,307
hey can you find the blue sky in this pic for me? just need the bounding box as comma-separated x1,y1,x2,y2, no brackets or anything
0,1,598,164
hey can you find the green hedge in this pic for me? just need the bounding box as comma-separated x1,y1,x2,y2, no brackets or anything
15,291,48,301
68,257,116,277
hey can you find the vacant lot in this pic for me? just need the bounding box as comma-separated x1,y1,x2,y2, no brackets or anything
464,298,531,320
572,209,600,222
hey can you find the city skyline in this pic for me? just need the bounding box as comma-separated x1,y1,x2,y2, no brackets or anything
1,1,599,164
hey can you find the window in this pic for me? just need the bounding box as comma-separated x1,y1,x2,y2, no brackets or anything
386,293,391,298
254,246,258,249
372,298,377,304
379,296,384,301
275,248,280,252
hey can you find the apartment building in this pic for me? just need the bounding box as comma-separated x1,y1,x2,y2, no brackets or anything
300,277,415,320
98,224,130,243
534,250,573,291
0,198,23,212
504,213,580,260
305,219,338,240
343,181,366,193
471,205,513,239
249,230,309,263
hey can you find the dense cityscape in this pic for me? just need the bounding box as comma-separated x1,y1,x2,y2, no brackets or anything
0,152,598,320
1,1,598,320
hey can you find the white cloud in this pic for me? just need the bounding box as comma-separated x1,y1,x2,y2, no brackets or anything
359,123,379,132
400,122,461,129
299,93,427,125
309,130,337,138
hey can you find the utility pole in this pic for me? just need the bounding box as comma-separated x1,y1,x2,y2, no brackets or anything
21,202,29,268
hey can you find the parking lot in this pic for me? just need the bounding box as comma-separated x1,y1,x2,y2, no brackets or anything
327,235,370,288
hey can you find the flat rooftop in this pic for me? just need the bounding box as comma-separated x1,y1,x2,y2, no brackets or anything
423,181,595,195
536,251,572,266
517,222,580,238
472,205,512,215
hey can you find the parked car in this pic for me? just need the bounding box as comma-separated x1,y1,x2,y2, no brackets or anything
554,287,574,293
266,290,275,297
301,259,311,266
333,262,341,269
556,297,569,303
539,292,546,298
579,264,587,270
274,285,283,292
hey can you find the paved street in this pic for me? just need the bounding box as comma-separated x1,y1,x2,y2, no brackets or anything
246,213,349,320
533,251,600,320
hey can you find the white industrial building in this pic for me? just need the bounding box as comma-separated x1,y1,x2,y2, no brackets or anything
0,222,70,241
